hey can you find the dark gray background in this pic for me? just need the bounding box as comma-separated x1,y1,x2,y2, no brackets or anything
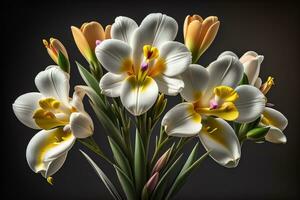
3,0,299,199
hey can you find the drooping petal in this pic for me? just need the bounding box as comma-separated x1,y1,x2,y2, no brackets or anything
180,64,209,102
12,92,43,129
262,107,288,131
95,39,132,74
154,75,184,96
162,103,202,137
234,85,266,123
240,51,264,85
203,55,244,104
35,66,70,104
111,16,138,43
265,126,287,144
26,128,75,177
120,76,158,115
69,112,94,138
199,117,241,168
99,72,127,97
131,13,178,68
158,41,191,77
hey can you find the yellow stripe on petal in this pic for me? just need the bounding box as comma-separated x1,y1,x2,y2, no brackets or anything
214,86,239,103
197,102,239,121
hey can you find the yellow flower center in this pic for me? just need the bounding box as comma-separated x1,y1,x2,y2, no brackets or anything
33,98,75,130
194,86,239,121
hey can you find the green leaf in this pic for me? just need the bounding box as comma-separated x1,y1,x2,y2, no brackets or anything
76,61,102,95
151,154,183,200
80,150,122,200
179,143,199,176
114,165,136,200
239,73,249,85
246,127,270,140
108,137,133,179
165,151,210,200
134,129,147,197
58,51,70,73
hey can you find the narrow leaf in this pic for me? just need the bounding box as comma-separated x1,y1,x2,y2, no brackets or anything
80,150,122,200
58,51,70,73
114,165,136,200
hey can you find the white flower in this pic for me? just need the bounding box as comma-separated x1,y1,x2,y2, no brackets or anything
238,51,288,143
96,13,192,116
162,53,266,167
12,66,94,178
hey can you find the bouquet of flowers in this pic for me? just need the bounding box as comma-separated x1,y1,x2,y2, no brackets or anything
12,13,288,199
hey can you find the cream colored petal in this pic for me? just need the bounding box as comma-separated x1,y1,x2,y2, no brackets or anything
240,52,264,85
180,64,209,102
70,112,94,138
235,85,265,123
120,75,158,116
159,41,191,77
265,126,287,144
154,75,184,96
99,72,127,97
199,117,241,168
12,92,43,129
263,107,288,131
26,128,75,177
35,66,70,104
162,103,202,137
81,21,105,50
199,21,220,56
95,39,132,74
254,77,262,88
111,16,138,43
183,15,203,40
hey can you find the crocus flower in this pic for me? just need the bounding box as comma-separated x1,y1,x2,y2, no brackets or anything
238,51,288,143
162,53,266,167
43,38,69,65
12,66,94,179
184,15,220,63
96,13,192,115
71,21,111,64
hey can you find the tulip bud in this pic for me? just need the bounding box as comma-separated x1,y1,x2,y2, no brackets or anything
239,51,264,85
43,38,69,64
144,172,159,194
184,15,220,63
152,148,172,174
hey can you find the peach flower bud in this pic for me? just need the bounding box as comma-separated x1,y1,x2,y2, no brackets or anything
43,38,68,65
152,148,172,174
145,172,159,193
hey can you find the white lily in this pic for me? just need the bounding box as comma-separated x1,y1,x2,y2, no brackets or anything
12,66,94,180
162,53,266,167
238,50,288,143
96,13,192,116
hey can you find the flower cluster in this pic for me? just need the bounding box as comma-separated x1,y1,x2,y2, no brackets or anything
12,13,288,199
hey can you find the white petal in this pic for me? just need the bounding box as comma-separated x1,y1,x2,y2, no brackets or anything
70,112,94,138
240,52,264,85
159,41,191,77
263,107,288,131
35,66,70,104
111,16,138,43
180,64,210,102
162,103,202,137
254,77,262,88
131,13,178,68
234,85,266,123
154,75,184,96
199,117,241,168
70,87,85,112
217,51,238,59
95,39,132,74
265,126,287,144
203,55,244,103
120,76,158,116
26,128,75,177
99,72,127,97
12,92,43,129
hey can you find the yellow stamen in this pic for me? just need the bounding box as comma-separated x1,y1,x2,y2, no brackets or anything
47,177,54,185
260,76,274,95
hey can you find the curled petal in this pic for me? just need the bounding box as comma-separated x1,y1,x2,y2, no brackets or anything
262,107,288,131
234,85,265,123
70,112,94,138
265,126,287,144
199,117,241,168
240,51,264,85
95,39,132,74
100,72,127,97
121,76,158,116
162,103,202,137
12,92,43,129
